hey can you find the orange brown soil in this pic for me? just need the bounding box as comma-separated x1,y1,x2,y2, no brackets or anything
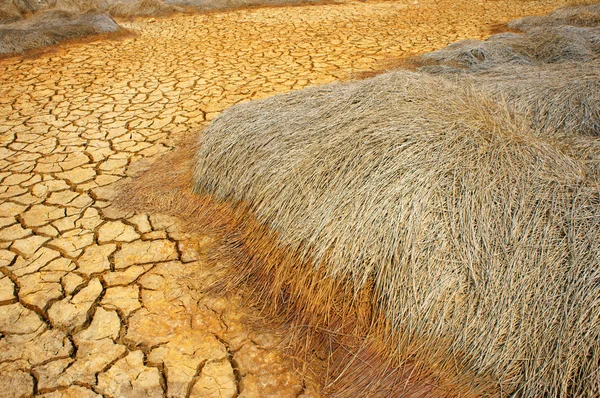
0,0,573,396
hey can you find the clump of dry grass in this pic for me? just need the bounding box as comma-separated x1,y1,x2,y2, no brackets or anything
50,0,182,16
453,61,600,138
408,14,600,141
0,9,120,54
169,70,599,397
415,26,599,73
509,3,600,30
108,0,181,17
111,3,600,396
13,0,42,12
0,0,42,24
0,2,22,23
49,0,109,12
398,6,600,147
0,0,125,55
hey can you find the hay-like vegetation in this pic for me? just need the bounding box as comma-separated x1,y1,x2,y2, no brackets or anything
13,0,41,12
49,0,109,12
110,3,600,396
0,0,125,55
0,2,22,23
172,70,599,397
415,25,599,73
409,9,600,143
455,61,600,138
0,0,42,23
108,0,181,17
0,9,120,54
509,3,600,30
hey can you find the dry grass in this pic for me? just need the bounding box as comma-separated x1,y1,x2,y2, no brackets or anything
0,0,41,23
108,0,182,17
13,0,41,12
116,69,600,397
448,61,600,138
415,26,599,73
0,9,120,54
408,15,600,141
0,0,121,55
0,28,133,60
50,0,109,12
509,3,600,30
0,2,22,23
111,3,600,396
115,134,487,398
361,3,600,79
189,71,599,397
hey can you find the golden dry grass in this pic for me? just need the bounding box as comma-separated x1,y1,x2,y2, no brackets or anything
362,3,600,80
114,4,600,397
0,2,23,24
510,1,600,28
117,70,600,397
108,0,182,17
0,9,122,54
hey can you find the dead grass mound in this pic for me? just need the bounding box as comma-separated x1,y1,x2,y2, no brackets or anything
50,0,110,12
0,9,120,54
410,20,600,140
13,0,41,12
0,0,42,24
170,70,600,397
509,3,600,30
415,26,599,73
457,61,600,138
0,1,22,23
112,3,600,396
108,0,182,17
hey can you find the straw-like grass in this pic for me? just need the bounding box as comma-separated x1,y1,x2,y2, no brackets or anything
509,3,600,30
411,21,600,140
454,61,600,138
108,0,182,17
0,9,120,54
13,0,41,12
415,26,599,73
111,3,600,396
49,0,109,12
0,0,42,24
0,2,22,24
115,69,600,396
184,70,600,397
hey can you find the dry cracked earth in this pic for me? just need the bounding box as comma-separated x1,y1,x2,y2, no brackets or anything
0,0,573,396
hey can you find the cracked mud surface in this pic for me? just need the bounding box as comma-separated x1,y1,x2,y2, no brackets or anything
0,0,571,396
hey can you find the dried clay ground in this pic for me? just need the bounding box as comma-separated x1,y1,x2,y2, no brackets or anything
0,0,576,397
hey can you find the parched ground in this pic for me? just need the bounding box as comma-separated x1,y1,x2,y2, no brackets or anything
0,0,572,397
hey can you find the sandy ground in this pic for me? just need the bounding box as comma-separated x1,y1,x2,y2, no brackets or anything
0,0,572,396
